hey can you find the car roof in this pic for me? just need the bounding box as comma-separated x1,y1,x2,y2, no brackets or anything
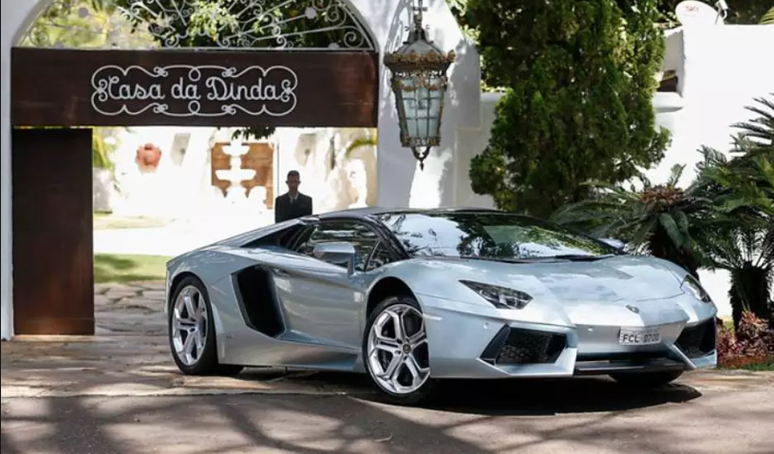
309,206,506,221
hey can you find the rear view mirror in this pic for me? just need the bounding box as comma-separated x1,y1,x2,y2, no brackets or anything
313,242,356,275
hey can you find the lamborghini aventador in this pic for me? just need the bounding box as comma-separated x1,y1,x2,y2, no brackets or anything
165,208,718,405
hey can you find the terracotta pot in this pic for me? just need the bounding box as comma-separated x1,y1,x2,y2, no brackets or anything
136,143,162,173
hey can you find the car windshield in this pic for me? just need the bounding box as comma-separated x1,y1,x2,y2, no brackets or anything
377,212,621,260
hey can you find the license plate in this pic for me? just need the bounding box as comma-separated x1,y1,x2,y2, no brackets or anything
619,327,662,346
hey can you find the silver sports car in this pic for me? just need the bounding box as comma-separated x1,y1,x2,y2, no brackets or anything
165,208,718,404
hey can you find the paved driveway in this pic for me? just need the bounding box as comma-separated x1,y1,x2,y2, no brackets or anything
2,282,772,453
3,374,773,454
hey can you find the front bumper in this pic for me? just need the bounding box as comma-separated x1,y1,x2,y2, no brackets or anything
419,294,718,379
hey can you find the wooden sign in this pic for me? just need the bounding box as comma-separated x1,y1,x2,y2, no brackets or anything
11,47,378,128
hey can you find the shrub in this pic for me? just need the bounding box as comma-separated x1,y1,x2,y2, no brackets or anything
717,312,774,368
466,0,669,218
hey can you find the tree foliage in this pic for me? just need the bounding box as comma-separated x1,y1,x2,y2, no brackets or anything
451,1,773,28
466,0,670,219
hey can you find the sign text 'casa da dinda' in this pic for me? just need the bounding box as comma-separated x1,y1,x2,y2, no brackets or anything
90,64,299,118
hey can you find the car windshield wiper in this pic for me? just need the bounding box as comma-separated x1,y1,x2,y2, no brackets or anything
465,256,536,264
549,254,617,262
422,254,616,263
431,255,534,264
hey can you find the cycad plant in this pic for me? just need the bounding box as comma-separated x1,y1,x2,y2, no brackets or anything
550,164,713,279
693,96,774,327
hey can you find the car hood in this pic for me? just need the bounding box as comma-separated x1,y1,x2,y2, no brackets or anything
407,254,688,304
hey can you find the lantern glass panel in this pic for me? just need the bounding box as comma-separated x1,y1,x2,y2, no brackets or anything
400,72,443,145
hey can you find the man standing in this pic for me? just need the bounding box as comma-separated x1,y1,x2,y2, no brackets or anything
274,170,313,223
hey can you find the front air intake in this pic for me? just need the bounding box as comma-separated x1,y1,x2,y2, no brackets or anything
675,319,716,358
481,326,567,365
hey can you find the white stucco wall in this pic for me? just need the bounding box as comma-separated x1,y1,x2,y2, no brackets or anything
0,0,480,339
454,92,500,208
648,24,774,319
648,25,774,186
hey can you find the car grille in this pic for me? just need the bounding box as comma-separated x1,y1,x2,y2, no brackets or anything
481,326,567,365
675,319,716,358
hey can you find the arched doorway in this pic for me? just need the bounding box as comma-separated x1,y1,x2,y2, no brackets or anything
10,0,380,336
0,0,479,340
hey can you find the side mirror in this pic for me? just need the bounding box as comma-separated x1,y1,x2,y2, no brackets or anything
599,238,625,250
312,242,356,275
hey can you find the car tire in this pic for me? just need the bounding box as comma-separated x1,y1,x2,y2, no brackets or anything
168,276,244,376
362,296,437,406
609,370,684,388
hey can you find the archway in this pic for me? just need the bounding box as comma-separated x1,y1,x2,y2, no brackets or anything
10,0,382,336
0,0,480,339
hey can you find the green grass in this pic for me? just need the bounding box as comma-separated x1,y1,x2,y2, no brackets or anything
93,213,169,230
719,358,774,372
742,360,774,371
94,253,172,283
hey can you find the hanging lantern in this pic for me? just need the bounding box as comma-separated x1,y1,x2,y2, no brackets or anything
384,0,455,170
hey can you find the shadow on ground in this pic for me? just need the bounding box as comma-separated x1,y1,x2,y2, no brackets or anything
249,370,702,416
3,383,770,454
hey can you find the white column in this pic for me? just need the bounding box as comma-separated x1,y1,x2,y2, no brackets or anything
0,7,12,340
2,0,59,339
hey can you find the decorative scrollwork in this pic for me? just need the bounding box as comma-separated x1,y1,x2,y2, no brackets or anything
20,0,375,51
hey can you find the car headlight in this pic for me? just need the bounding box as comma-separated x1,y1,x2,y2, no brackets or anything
681,275,712,303
460,280,533,309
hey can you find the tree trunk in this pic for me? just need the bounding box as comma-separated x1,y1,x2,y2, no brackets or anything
729,264,772,330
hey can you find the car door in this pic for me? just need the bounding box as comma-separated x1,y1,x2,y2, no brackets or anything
270,220,381,350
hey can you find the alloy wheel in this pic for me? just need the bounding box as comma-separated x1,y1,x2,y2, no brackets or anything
171,285,208,366
366,303,431,395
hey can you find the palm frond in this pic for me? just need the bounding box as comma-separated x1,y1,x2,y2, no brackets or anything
758,228,774,269
659,213,687,248
630,217,658,249
732,94,774,144
762,7,774,24
667,164,685,187
344,132,377,158
88,0,106,12
674,210,691,235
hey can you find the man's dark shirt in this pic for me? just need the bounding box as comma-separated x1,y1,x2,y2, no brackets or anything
274,192,313,223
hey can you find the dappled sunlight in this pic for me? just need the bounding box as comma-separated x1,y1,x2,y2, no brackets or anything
3,384,773,453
